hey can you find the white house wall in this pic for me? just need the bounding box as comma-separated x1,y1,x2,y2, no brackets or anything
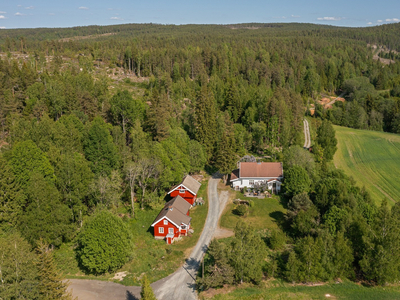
232,177,282,191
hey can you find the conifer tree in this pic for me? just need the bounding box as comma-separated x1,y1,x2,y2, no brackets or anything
194,84,217,160
140,275,157,300
36,239,75,300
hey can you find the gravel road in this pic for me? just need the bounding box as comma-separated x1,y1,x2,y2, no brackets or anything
303,119,311,149
68,174,225,300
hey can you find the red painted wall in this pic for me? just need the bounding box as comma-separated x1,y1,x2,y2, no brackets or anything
153,219,180,238
170,188,196,205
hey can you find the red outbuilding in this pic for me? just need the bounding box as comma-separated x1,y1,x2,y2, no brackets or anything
168,175,201,206
151,195,192,244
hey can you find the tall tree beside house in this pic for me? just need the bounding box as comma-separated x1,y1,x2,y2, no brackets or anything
194,84,217,160
140,275,157,300
214,132,237,184
36,239,75,300
284,166,311,196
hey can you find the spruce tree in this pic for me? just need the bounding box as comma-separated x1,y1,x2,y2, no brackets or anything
140,275,157,300
194,84,217,160
36,240,75,300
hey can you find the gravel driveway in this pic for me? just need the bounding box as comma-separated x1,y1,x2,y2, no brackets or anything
68,174,225,300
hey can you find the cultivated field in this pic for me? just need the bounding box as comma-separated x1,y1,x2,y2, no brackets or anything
334,125,400,205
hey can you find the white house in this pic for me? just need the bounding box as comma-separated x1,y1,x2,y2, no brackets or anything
230,162,283,193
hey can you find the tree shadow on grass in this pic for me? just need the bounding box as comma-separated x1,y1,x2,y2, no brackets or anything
269,210,291,232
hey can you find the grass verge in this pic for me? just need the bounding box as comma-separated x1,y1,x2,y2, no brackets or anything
203,279,400,300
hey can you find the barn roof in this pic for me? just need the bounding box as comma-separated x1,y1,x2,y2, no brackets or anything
151,195,191,227
231,162,283,180
168,175,201,195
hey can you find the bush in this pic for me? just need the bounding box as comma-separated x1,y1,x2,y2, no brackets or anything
76,210,133,274
268,229,287,250
233,204,248,216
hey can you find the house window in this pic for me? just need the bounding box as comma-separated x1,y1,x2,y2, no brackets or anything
163,219,168,225
181,225,186,230
159,227,164,234
179,189,185,193
169,228,174,234
249,180,254,185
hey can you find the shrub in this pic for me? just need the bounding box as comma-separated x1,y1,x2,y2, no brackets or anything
76,210,133,274
234,204,248,216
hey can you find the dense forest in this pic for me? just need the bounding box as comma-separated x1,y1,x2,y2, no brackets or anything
1,22,400,298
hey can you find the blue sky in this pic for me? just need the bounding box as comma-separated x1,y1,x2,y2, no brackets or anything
0,0,399,29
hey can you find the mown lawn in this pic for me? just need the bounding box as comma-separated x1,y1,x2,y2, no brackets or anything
55,177,209,285
205,280,400,300
333,125,400,205
220,192,286,231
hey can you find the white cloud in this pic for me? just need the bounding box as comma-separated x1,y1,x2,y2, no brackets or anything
17,4,22,7
291,15,300,18
317,16,342,21
110,16,123,20
0,26,5,29
0,15,5,19
25,6,34,9
386,18,400,22
367,22,372,25
14,12,25,16
377,20,383,23
79,6,89,10
0,11,6,14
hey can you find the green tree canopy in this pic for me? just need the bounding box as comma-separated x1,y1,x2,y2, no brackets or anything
316,120,338,161
284,166,311,196
76,210,133,274
10,139,55,187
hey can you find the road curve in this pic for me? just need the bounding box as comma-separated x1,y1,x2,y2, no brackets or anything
303,119,311,149
68,174,224,300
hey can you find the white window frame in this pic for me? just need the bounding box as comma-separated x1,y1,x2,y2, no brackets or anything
181,225,186,230
163,219,168,225
249,180,254,185
179,189,185,193
159,227,164,234
168,228,174,234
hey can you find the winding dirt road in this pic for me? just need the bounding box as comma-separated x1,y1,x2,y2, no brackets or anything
68,174,226,300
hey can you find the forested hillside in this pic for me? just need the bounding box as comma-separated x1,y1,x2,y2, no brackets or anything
1,22,400,297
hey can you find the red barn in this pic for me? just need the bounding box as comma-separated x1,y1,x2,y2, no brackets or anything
168,175,201,206
151,195,191,244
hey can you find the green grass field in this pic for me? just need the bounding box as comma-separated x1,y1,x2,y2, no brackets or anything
205,280,400,300
220,192,287,231
333,125,400,206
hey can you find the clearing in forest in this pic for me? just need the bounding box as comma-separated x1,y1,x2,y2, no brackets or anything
334,125,400,205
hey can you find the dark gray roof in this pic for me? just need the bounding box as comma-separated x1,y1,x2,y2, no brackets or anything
152,195,191,227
